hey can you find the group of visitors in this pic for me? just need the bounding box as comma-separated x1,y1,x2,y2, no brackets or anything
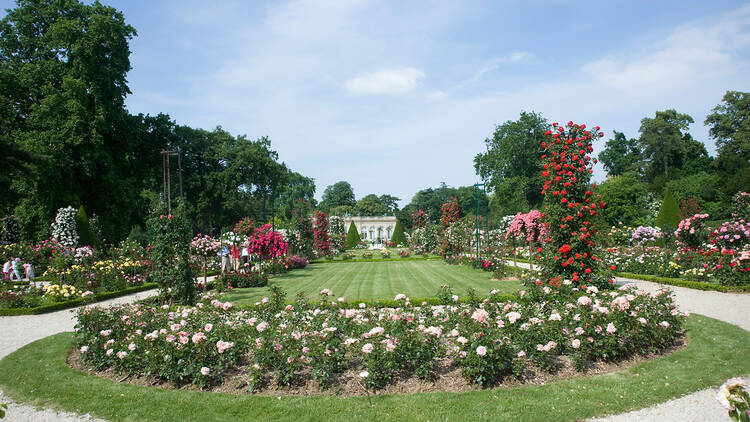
218,242,251,273
2,257,34,282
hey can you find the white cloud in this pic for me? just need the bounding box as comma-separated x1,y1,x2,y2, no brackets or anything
344,67,425,95
581,4,750,92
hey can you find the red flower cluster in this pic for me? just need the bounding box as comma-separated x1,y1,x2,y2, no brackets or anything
313,211,331,255
440,198,460,229
539,121,607,288
247,224,288,261
411,209,427,228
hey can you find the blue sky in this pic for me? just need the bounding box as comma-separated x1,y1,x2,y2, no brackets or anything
2,0,750,207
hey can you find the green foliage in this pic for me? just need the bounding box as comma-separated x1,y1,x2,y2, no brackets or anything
76,206,92,246
345,221,361,249
146,201,195,305
474,111,550,214
390,220,407,246
0,215,22,244
664,172,723,219
638,109,695,186
319,181,355,212
705,91,750,198
597,172,651,227
655,191,681,239
354,194,389,216
599,131,642,176
126,225,149,247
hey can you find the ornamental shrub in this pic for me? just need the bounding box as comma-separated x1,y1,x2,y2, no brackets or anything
247,224,288,261
655,191,681,241
313,211,331,256
146,201,195,305
345,221,361,249
390,220,407,246
0,215,22,244
328,215,346,252
538,121,609,288
219,271,268,288
51,206,79,248
76,206,93,246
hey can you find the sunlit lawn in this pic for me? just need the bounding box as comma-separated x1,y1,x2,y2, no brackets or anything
224,260,520,305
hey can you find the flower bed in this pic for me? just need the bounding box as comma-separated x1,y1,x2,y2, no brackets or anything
74,283,684,393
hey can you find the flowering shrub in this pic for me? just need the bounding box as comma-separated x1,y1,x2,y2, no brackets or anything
51,206,79,248
716,377,750,421
675,214,711,249
539,121,608,288
411,209,427,229
409,225,438,255
247,224,288,261
75,283,684,392
361,251,374,259
147,203,195,305
711,220,750,250
43,283,84,301
506,210,547,244
190,234,221,279
313,212,331,256
380,249,391,258
607,223,635,247
233,217,255,238
282,255,307,269
399,250,410,258
328,216,346,253
631,226,661,245
732,192,750,220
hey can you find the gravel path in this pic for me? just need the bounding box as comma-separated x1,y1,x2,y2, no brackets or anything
1,275,748,421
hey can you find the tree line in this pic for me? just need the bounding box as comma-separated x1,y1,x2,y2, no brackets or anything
0,0,313,242
474,93,750,227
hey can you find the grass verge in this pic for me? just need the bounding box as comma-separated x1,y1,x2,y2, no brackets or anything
0,315,748,422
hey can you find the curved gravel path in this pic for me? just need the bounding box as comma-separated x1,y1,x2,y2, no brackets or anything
1,276,749,421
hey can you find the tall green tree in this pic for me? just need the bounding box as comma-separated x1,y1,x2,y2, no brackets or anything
354,194,389,216
378,194,400,214
638,109,694,185
598,131,643,176
705,90,750,197
319,181,355,212
596,172,650,227
474,111,549,215
0,0,137,240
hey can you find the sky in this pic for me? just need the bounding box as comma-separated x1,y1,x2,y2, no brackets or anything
2,0,750,207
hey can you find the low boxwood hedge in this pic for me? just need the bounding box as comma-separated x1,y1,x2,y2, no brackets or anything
616,272,750,293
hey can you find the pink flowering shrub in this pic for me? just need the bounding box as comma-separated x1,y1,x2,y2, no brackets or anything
674,213,711,249
506,210,547,244
247,224,288,261
711,220,750,250
75,282,684,391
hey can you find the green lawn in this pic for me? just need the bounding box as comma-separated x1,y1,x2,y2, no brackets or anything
1,315,748,421
225,260,520,305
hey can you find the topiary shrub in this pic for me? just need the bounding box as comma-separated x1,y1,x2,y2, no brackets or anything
390,220,407,246
345,221,361,249
655,190,681,244
76,206,92,246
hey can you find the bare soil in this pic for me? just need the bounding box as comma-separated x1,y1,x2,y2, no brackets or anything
67,337,687,397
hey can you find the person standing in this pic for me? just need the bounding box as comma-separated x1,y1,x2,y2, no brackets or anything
3,259,11,281
10,257,22,282
219,244,231,273
241,243,249,272
231,243,241,272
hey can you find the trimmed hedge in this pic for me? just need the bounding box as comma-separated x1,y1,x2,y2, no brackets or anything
0,283,158,316
390,220,407,246
345,221,361,249
616,272,750,293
